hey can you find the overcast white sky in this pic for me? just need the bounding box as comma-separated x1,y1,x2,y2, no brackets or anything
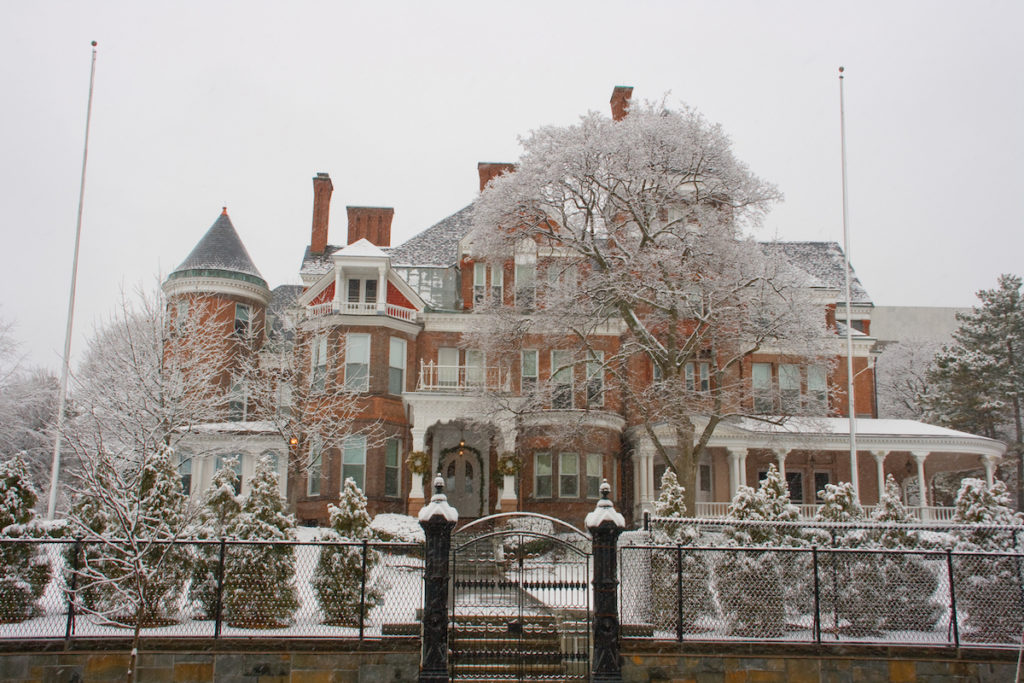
1,1,1021,372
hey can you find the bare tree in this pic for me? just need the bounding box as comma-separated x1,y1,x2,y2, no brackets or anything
874,338,939,420
468,100,832,511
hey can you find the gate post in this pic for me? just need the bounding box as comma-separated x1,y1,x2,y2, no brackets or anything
419,473,459,683
587,480,625,683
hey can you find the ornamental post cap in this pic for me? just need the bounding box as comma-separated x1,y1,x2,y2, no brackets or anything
433,472,445,495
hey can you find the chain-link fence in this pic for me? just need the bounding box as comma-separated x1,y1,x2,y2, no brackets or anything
621,541,1024,648
0,538,423,641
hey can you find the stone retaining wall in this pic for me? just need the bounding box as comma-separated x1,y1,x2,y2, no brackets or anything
621,642,1020,682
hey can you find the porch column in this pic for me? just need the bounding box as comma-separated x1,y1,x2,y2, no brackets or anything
377,264,387,313
911,450,929,508
408,426,428,516
872,450,888,501
497,420,519,512
333,265,344,311
982,455,998,487
727,447,746,496
774,448,789,479
633,442,655,514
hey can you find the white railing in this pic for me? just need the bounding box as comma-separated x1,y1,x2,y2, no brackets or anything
416,361,512,392
691,501,957,523
304,301,418,323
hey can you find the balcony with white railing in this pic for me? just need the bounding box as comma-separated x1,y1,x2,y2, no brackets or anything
690,501,957,523
304,300,418,324
416,361,512,393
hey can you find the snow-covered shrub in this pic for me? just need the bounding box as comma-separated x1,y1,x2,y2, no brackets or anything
951,478,1023,642
813,482,886,635
188,459,242,619
370,513,425,544
222,456,298,627
0,454,52,622
716,467,793,637
312,478,384,624
649,470,712,633
869,475,942,632
65,445,191,626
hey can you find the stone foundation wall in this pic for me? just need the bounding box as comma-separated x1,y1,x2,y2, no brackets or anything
622,642,1019,683
0,642,419,683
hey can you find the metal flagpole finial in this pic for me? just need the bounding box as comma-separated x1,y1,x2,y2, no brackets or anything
839,65,844,76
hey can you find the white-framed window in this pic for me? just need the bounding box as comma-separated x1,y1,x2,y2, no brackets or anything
385,438,401,497
559,452,579,498
174,300,189,336
551,349,573,409
473,263,487,304
515,263,535,309
216,454,243,495
228,375,247,422
779,363,801,412
311,335,328,392
466,349,484,386
261,450,280,475
342,434,367,490
807,365,828,413
347,278,378,304
521,349,538,392
699,362,710,392
586,351,604,407
699,464,712,493
277,383,293,417
178,452,193,496
752,362,773,414
438,347,458,387
389,337,406,395
685,362,710,393
345,333,370,391
491,266,503,303
586,453,603,499
234,302,251,337
534,452,552,498
307,437,323,497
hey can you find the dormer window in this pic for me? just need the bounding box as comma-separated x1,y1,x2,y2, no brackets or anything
347,279,378,304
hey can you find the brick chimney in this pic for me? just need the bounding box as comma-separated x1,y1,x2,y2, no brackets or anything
310,172,333,255
478,162,515,192
610,85,633,122
346,207,394,247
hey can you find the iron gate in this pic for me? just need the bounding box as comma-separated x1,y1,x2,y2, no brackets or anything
449,513,591,682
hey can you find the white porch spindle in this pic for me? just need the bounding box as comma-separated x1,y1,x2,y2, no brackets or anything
333,266,344,311
377,265,387,313
727,448,746,496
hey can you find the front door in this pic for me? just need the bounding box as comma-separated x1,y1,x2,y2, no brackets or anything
442,449,482,517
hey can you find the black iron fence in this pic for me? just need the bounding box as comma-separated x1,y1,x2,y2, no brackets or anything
0,538,422,641
621,536,1024,648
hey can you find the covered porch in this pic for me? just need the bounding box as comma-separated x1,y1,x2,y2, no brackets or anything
630,417,1006,523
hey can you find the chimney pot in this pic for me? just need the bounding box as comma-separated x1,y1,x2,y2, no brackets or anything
477,162,516,193
346,206,394,247
610,85,633,122
310,172,333,255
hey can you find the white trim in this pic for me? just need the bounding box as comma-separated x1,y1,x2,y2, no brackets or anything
163,276,271,306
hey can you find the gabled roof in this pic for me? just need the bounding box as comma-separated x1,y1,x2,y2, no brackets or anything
170,210,267,288
387,204,475,268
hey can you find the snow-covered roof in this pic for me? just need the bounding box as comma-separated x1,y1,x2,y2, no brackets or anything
759,241,872,306
730,416,988,439
184,421,282,434
170,210,267,287
387,204,475,268
336,238,389,258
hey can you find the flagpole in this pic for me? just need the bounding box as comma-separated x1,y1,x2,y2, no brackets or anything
839,65,859,499
48,41,98,519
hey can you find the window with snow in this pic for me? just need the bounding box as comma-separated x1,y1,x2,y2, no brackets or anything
551,349,573,409
307,438,323,497
586,453,603,499
534,452,552,498
752,362,774,414
385,438,401,498
342,434,367,491
234,302,251,337
389,337,406,395
515,263,535,310
560,453,579,498
521,349,538,392
311,335,328,392
586,351,604,407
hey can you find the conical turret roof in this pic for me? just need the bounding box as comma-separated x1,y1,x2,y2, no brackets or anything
169,209,267,288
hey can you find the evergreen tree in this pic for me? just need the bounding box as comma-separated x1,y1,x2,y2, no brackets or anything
923,274,1024,511
648,470,712,634
188,459,242,619
0,454,52,622
65,445,192,626
951,478,1023,642
222,455,298,627
312,477,384,624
